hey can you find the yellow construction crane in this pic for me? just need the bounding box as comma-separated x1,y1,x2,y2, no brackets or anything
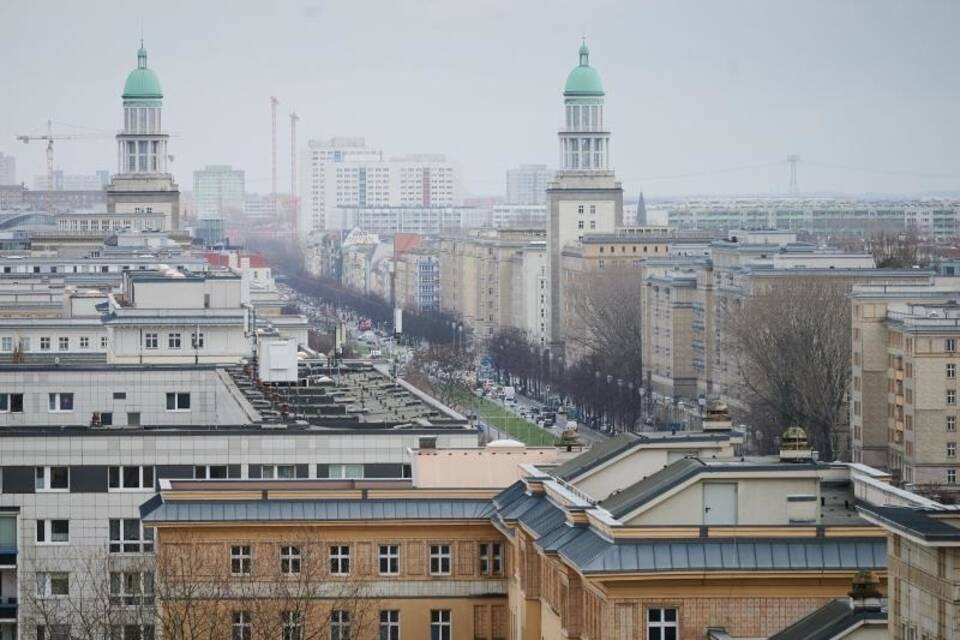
15,120,111,190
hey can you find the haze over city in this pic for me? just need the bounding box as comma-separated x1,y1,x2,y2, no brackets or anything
2,0,958,196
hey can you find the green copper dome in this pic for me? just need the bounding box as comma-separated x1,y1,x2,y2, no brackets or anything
123,45,162,100
564,40,604,97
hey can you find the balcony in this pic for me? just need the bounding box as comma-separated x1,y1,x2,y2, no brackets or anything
896,395,904,407
896,420,905,431
895,370,904,381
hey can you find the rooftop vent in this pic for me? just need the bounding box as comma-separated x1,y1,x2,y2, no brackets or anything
779,426,815,463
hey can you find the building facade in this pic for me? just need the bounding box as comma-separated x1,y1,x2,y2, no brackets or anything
506,164,552,205
0,153,15,186
193,165,245,220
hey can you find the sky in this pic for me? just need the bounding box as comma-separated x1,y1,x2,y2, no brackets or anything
1,0,958,198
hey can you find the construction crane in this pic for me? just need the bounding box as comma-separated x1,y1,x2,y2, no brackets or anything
16,120,111,190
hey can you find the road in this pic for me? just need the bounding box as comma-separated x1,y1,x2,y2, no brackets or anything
503,390,609,445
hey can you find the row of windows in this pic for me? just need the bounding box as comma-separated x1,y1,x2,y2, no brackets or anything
231,609,447,640
33,465,154,493
36,569,153,603
143,332,205,350
0,336,106,352
0,392,190,414
36,518,152,552
230,542,502,578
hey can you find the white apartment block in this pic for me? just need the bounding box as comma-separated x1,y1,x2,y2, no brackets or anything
299,138,462,235
192,165,245,219
492,204,547,229
329,205,485,235
505,164,553,205
0,153,15,186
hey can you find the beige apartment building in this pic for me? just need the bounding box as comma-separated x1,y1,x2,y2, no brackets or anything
851,281,960,492
439,229,544,341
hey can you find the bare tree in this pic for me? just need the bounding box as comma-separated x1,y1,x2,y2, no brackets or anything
569,269,644,376
22,533,377,640
726,279,851,460
866,230,930,268
404,344,474,407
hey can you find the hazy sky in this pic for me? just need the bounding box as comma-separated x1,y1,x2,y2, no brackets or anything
1,0,958,198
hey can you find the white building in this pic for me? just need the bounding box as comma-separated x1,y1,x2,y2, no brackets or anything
192,165,245,219
511,241,549,345
492,204,547,229
32,170,110,191
103,269,251,365
299,138,462,235
0,152,15,186
329,205,485,234
506,164,553,205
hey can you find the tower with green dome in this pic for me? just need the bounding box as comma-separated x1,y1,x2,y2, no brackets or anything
558,40,610,173
106,42,180,230
546,40,624,355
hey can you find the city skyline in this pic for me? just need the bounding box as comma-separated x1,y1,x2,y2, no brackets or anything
1,0,958,199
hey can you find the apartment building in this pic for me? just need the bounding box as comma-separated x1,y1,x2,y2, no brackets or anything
192,165,245,219
394,249,440,313
438,230,545,340
664,197,960,240
506,164,552,205
299,138,462,236
850,281,960,491
329,205,484,235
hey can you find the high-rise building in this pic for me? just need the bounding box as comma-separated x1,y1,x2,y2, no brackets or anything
105,43,181,230
505,163,552,205
0,152,16,185
299,138,462,236
547,40,623,354
193,164,245,219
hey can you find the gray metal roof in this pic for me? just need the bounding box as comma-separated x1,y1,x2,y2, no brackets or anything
859,505,960,542
551,433,641,480
569,538,887,574
768,599,886,640
142,499,495,523
600,457,707,517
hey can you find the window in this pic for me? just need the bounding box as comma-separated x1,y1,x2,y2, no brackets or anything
379,544,400,575
590,205,596,215
590,220,596,230
280,546,301,575
331,611,351,640
0,393,24,413
194,465,228,479
949,416,957,432
79,336,90,349
37,572,70,597
128,412,141,426
262,464,295,479
947,339,957,352
168,333,182,349
144,333,158,349
36,519,70,543
110,625,155,640
949,364,957,379
231,545,252,575
479,543,502,576
110,571,154,605
114,392,127,400
281,611,303,640
949,469,957,484
379,611,400,640
0,337,11,352
577,205,584,214
950,443,958,458
36,626,71,640
949,390,956,406
165,392,191,411
48,392,74,412
330,545,351,575
101,336,108,349
40,337,51,351
109,466,154,490
232,612,252,640
430,544,451,575
430,610,451,640
58,337,69,351
109,519,154,553
36,466,69,491
191,332,205,349
329,464,363,479
577,220,584,229
647,608,678,640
